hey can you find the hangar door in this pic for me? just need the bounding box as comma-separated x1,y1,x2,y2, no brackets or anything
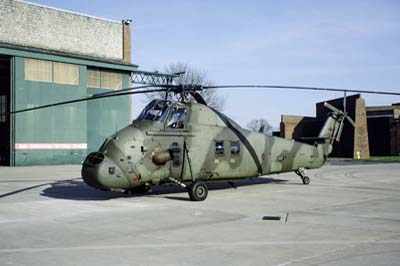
0,56,11,166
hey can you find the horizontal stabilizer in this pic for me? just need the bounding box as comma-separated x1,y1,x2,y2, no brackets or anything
299,137,329,141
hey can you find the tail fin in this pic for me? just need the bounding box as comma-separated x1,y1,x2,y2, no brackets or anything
317,102,356,157
318,114,342,144
317,114,341,156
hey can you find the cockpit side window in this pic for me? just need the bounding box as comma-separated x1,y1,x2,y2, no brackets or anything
137,100,171,123
167,106,187,129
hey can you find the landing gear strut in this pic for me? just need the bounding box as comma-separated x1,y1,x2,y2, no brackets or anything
168,177,208,201
295,168,310,185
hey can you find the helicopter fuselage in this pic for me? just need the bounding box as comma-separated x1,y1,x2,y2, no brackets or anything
81,100,328,193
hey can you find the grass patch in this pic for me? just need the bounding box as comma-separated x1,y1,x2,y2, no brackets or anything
368,156,400,162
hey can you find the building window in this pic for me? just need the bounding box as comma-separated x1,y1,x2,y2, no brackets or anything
215,141,224,155
101,70,122,90
25,58,52,83
53,62,79,85
87,68,123,90
87,68,101,88
0,95,6,123
230,141,240,155
24,58,79,85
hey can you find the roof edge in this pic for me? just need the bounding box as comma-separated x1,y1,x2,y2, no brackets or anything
0,42,139,68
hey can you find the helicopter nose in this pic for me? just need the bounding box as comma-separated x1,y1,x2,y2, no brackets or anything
82,152,130,190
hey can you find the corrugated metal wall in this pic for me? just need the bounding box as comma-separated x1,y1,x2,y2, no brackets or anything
87,78,130,153
13,56,130,165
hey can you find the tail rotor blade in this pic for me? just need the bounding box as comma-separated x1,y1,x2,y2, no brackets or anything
336,120,345,142
324,102,342,114
346,116,356,127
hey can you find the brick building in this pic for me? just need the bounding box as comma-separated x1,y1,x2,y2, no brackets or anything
0,0,136,165
367,104,400,156
280,94,371,159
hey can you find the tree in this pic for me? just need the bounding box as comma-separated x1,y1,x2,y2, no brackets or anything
147,62,226,111
246,118,273,135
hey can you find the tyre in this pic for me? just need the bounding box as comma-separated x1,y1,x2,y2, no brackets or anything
188,181,208,201
302,176,310,185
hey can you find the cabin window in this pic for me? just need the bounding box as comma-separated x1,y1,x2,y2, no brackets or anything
230,141,240,155
167,106,187,129
215,141,224,155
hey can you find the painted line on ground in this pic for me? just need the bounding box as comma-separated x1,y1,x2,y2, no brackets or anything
1,240,400,254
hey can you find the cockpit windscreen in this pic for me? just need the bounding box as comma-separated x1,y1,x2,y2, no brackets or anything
137,100,171,122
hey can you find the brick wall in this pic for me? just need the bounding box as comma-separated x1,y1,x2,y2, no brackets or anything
280,115,304,139
0,0,123,60
367,106,400,156
353,98,370,159
280,115,324,140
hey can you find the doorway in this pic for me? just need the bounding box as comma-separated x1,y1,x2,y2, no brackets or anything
0,56,11,165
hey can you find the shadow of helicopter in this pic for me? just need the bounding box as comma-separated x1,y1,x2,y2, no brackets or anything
40,177,289,201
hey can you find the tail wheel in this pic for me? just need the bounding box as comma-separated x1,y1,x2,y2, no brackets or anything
302,176,310,185
188,181,208,201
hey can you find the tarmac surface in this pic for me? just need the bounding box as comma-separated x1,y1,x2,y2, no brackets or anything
0,162,399,266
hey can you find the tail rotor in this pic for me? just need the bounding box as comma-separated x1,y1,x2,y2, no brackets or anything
323,101,355,142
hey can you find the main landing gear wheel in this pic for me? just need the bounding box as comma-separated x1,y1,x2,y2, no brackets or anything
188,181,208,201
302,176,310,185
295,168,310,185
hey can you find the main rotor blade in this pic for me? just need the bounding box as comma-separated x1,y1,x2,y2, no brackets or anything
91,85,156,97
92,84,203,98
8,88,167,115
189,91,207,105
204,85,400,96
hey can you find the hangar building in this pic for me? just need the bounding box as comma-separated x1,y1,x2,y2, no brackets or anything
280,95,400,158
0,0,136,166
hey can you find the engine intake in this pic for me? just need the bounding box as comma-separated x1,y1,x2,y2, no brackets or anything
152,149,174,165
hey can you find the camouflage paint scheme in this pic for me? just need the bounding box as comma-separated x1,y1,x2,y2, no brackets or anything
82,100,338,191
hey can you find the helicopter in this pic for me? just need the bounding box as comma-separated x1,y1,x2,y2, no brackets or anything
9,84,400,201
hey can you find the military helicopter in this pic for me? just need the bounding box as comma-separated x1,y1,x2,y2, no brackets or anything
9,84,400,201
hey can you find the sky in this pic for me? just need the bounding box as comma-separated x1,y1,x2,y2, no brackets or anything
27,0,400,129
